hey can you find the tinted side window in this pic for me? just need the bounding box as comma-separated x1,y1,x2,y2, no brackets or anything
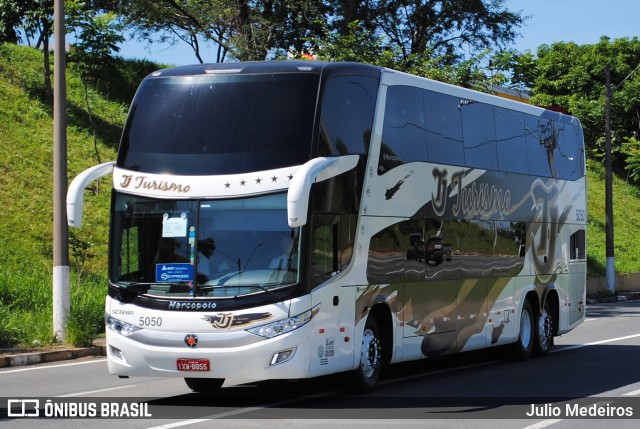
424,90,464,165
495,107,528,173
379,86,427,174
570,229,586,260
555,123,584,180
525,116,554,177
460,101,498,170
367,222,406,284
317,75,379,157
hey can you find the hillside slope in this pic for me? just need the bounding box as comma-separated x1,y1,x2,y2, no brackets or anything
586,161,640,275
0,44,156,347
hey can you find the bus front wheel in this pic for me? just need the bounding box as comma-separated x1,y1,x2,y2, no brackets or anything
511,300,534,361
347,317,382,393
184,377,224,394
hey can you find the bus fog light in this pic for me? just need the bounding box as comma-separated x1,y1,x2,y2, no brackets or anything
270,348,296,366
109,345,128,363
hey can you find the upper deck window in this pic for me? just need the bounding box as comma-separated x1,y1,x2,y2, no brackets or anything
118,73,319,175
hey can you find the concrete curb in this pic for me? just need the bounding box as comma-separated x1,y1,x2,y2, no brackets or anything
586,291,640,305
0,344,106,369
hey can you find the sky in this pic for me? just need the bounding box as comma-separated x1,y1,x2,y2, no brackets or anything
116,0,640,67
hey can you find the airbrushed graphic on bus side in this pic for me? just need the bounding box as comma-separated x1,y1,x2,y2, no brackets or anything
358,161,585,358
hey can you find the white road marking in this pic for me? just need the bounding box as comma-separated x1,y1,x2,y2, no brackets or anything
623,388,640,396
58,384,137,397
553,333,640,352
522,419,563,429
146,419,210,429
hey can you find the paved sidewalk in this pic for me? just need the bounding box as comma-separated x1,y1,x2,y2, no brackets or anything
0,338,106,369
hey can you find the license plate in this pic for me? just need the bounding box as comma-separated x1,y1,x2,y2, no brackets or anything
177,358,210,372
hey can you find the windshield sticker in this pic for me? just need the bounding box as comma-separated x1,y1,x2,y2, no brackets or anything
162,213,188,237
189,227,196,264
156,263,194,283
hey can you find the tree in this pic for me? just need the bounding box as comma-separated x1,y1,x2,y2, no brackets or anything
494,37,640,178
0,0,27,43
67,2,125,167
0,1,126,104
119,0,327,62
325,0,525,65
307,19,502,90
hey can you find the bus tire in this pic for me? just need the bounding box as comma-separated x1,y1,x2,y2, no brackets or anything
347,317,383,393
534,299,554,356
184,377,224,394
512,299,534,361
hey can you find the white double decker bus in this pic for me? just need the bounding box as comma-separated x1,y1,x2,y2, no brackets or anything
68,61,586,393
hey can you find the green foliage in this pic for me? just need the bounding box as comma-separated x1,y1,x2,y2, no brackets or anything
67,4,126,82
65,276,106,347
620,136,640,183
0,43,127,348
586,162,640,275
306,20,500,90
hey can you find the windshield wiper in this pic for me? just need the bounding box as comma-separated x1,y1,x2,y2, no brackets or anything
201,284,282,302
115,282,188,301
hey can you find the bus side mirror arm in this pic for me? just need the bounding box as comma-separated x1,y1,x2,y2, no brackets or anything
67,161,116,228
287,155,359,228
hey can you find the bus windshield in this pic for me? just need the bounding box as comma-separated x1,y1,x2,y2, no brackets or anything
111,192,300,297
117,73,319,175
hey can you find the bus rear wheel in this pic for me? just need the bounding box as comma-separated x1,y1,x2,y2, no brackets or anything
347,317,382,393
534,300,554,356
184,377,224,394
511,300,534,361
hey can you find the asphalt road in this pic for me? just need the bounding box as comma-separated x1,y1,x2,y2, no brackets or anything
1,301,640,429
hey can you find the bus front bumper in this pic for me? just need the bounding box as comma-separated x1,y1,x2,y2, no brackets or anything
105,326,311,381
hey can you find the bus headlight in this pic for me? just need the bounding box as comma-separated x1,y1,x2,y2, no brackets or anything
105,314,142,337
246,305,319,339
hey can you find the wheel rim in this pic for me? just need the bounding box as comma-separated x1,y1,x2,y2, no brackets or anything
519,308,532,348
360,328,380,379
538,308,552,349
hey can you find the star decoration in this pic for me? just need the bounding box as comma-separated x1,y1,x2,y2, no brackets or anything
224,182,231,189
271,175,278,182
255,177,262,184
240,179,246,186
287,174,294,181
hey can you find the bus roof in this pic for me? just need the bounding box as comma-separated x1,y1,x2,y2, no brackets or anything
147,60,383,79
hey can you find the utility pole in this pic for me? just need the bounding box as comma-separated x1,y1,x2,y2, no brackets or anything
604,66,614,293
53,0,69,341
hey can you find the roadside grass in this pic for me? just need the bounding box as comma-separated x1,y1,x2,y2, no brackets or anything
0,270,106,348
0,43,133,348
586,160,640,276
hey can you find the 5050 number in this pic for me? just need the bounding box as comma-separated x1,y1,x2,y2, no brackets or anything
139,316,162,327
